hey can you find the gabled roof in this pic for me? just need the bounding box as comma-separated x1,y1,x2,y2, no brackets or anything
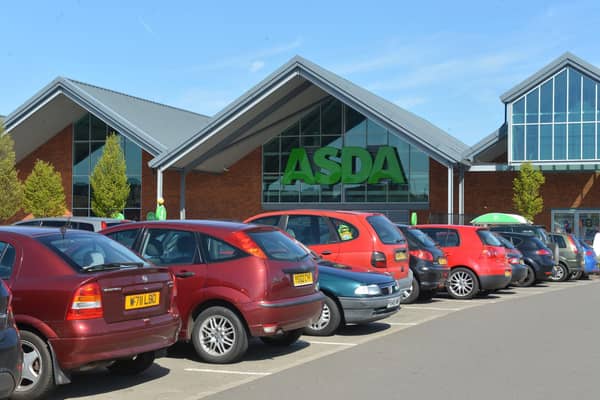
5,77,210,156
463,123,507,162
150,55,470,170
500,52,600,103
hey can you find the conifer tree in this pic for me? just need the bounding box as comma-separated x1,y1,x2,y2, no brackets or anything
90,133,130,217
0,121,24,222
23,160,66,218
513,162,545,222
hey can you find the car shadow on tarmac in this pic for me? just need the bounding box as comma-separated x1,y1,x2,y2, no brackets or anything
335,322,391,337
166,339,311,363
47,363,171,400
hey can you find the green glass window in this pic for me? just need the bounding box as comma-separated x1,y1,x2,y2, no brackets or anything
568,68,582,122
512,125,524,161
540,80,553,123
554,124,566,160
540,125,552,160
526,125,539,160
512,98,525,124
583,76,596,122
554,70,567,123
568,123,581,160
583,123,595,159
526,88,539,124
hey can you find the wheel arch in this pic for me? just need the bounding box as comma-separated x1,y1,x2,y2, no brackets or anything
187,299,250,341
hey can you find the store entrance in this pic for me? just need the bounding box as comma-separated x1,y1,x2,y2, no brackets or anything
551,209,600,243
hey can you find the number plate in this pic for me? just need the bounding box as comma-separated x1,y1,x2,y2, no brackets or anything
395,252,407,261
387,297,401,308
125,292,160,310
293,272,313,287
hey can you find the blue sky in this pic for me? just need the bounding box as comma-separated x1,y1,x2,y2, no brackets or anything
1,0,600,145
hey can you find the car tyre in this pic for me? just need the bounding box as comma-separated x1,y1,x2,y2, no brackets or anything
515,265,536,287
571,270,583,280
550,263,569,282
107,352,156,375
400,277,420,304
260,328,303,346
304,296,342,336
13,330,55,400
192,306,248,364
446,267,479,300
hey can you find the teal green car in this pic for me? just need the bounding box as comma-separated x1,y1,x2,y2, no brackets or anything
306,261,402,336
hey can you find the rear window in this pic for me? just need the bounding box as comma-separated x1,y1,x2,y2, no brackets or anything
494,234,515,249
366,215,406,245
477,230,503,246
407,228,437,247
419,228,460,247
36,233,148,271
550,234,567,248
246,230,310,261
521,237,547,250
249,216,280,227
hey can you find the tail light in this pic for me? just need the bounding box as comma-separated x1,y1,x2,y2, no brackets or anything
66,282,103,320
101,221,108,230
536,248,551,256
371,251,387,268
231,231,267,259
508,257,520,264
567,236,579,254
481,247,497,258
586,250,594,256
409,249,433,261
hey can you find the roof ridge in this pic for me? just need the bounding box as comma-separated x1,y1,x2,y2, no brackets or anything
65,78,211,119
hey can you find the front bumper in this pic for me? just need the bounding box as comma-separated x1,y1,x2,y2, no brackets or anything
479,274,512,290
338,292,402,324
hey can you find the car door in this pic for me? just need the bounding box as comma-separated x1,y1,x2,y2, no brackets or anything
285,215,339,262
139,228,207,332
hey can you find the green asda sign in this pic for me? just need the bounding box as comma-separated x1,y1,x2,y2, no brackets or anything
281,146,407,185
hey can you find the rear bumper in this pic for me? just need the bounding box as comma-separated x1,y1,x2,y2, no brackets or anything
244,291,325,337
414,265,449,290
533,261,554,280
49,314,180,370
396,269,414,292
510,264,527,283
0,328,21,399
479,274,512,290
338,291,401,324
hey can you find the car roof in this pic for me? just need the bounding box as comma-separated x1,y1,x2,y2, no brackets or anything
416,224,482,231
247,209,383,220
14,216,124,224
496,231,536,238
101,219,267,234
0,226,98,238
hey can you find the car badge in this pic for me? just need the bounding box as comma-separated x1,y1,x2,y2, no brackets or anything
141,275,149,282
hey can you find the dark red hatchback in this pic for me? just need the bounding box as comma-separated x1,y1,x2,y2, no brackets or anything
0,227,180,400
102,220,324,364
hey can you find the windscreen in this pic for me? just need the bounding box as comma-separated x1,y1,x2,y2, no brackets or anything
246,230,310,261
36,233,148,271
367,215,406,245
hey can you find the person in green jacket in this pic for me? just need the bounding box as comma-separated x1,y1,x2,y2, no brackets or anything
156,197,167,220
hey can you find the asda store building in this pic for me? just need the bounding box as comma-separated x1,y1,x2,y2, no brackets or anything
4,52,600,237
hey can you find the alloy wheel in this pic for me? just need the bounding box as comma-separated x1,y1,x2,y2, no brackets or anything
448,270,474,297
310,303,331,331
550,265,565,281
199,315,236,356
17,339,42,391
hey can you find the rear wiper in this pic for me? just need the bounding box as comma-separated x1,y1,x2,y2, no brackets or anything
81,262,144,272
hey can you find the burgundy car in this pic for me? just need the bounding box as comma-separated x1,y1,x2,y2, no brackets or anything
102,220,324,364
0,227,180,400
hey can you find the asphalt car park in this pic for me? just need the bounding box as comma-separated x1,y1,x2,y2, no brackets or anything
44,278,599,400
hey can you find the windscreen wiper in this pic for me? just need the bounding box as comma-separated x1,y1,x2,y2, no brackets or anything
81,261,144,272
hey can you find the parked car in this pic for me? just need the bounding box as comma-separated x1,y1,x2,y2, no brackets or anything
0,279,21,400
489,224,558,261
396,224,449,303
574,238,598,278
14,216,129,232
1,226,181,400
306,260,401,336
494,232,554,286
101,220,324,364
493,233,528,286
547,233,584,282
244,210,413,294
416,225,512,299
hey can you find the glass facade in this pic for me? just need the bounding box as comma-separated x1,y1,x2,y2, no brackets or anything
510,67,600,163
262,97,429,205
72,114,142,220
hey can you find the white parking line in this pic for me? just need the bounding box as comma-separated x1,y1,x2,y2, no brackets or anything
403,306,462,311
184,368,271,376
303,340,358,346
387,322,418,326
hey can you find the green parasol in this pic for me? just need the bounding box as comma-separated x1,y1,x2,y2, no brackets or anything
470,212,531,225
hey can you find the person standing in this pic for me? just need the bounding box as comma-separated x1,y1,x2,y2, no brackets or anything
156,197,167,220
593,227,600,258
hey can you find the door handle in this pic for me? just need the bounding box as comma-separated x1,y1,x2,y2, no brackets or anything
175,271,195,278
321,251,332,255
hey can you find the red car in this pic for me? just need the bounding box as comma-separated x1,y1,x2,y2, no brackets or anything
417,225,512,299
244,210,413,293
0,226,180,400
101,220,323,364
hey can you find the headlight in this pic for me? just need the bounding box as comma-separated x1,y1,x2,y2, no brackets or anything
354,284,382,296
315,281,320,291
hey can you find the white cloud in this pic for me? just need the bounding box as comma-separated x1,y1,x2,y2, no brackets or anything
249,60,265,73
138,16,154,35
